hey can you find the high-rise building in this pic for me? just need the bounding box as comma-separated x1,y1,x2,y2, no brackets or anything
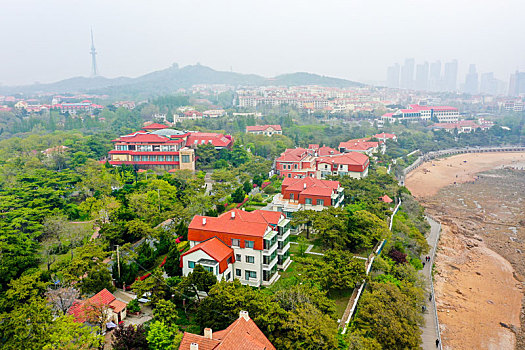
415,62,429,91
464,64,479,95
480,72,498,95
443,59,458,92
509,70,525,96
429,61,442,91
386,64,400,88
400,58,415,89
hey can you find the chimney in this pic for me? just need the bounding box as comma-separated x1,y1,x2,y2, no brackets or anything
303,183,307,189
231,211,236,219
204,328,212,339
190,343,199,350
202,218,206,225
239,310,250,321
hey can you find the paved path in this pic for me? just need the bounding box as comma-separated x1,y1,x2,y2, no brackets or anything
420,217,442,350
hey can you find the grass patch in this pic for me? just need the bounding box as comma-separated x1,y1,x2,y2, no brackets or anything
329,289,355,320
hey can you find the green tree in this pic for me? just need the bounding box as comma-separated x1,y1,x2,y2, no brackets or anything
146,321,182,350
178,265,217,302
44,314,103,350
153,299,179,325
164,246,182,277
231,186,245,203
112,324,148,350
80,266,115,295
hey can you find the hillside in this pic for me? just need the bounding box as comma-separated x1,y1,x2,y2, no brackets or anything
0,64,364,97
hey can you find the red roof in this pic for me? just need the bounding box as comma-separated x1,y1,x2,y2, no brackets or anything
246,125,282,132
276,148,309,162
338,138,378,151
373,132,396,139
67,288,126,323
282,177,340,198
187,132,233,148
180,237,234,273
189,209,282,239
179,312,275,350
379,195,393,203
142,123,168,130
316,146,340,156
112,133,169,143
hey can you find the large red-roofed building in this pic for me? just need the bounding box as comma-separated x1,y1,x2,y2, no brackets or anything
246,125,282,136
185,209,291,287
179,311,275,350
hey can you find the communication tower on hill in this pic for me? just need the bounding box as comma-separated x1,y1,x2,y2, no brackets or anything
90,28,98,77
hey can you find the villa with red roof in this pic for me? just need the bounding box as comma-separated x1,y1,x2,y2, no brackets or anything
108,125,234,172
246,125,282,136
338,138,380,155
270,177,344,219
68,288,127,325
431,120,491,134
274,144,368,180
185,209,291,287
179,310,275,350
373,132,397,142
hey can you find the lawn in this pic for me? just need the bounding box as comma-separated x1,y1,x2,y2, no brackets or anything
329,288,355,320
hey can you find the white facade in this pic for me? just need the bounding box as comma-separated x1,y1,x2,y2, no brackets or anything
181,249,234,282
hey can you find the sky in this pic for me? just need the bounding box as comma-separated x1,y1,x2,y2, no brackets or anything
0,0,524,86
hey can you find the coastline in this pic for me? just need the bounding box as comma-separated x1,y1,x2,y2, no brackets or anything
406,152,525,350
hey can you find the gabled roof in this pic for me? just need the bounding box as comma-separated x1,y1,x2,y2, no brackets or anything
112,133,169,143
317,146,340,156
276,147,309,162
246,124,282,132
181,237,234,265
282,177,340,198
142,123,168,130
67,288,126,323
189,209,282,238
338,138,378,151
187,132,233,148
379,195,393,203
179,312,275,350
374,132,396,139
317,152,369,167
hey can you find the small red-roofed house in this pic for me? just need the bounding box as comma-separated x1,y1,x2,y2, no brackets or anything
338,138,380,155
245,125,282,136
67,288,127,325
379,195,393,204
179,310,276,350
186,132,234,150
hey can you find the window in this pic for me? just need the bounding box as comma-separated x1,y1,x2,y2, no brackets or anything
305,198,312,205
235,254,241,261
141,155,148,161
316,199,324,206
226,272,231,280
174,155,180,162
290,193,294,200
188,261,195,268
245,270,256,280
245,240,254,248
203,266,213,273
166,155,173,161
236,269,241,277
133,156,140,161
232,239,240,247
182,155,190,163
246,256,255,263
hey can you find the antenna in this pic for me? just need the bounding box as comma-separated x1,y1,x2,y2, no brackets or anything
90,27,98,77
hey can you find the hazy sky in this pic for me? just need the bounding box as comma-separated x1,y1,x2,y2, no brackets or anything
1,0,524,86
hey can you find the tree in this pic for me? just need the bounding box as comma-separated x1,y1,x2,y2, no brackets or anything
131,268,169,305
44,314,103,350
311,207,347,249
146,321,182,350
83,298,113,336
80,266,115,295
291,210,316,239
231,186,245,203
346,210,391,251
46,285,80,315
164,246,182,277
112,324,148,350
196,280,286,343
243,180,252,194
153,299,179,325
178,265,217,302
352,282,423,350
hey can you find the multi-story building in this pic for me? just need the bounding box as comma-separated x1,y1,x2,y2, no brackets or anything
338,138,381,155
269,177,344,219
381,104,459,123
246,125,282,136
182,209,292,287
275,145,369,179
52,100,103,114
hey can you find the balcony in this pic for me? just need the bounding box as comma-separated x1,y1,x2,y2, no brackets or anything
278,256,292,271
278,241,291,255
278,228,291,242
262,254,278,270
261,270,280,286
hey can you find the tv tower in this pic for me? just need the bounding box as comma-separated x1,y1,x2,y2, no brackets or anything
90,28,98,77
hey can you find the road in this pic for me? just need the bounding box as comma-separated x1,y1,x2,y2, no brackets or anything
420,217,442,349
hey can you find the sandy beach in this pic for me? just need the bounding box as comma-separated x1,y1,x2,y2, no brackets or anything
405,152,525,198
406,152,525,350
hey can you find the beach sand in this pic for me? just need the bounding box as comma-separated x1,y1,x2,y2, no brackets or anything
406,152,525,350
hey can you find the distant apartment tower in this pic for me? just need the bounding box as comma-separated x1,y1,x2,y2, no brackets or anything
400,58,415,89
464,64,479,95
443,60,458,92
415,62,429,91
429,61,442,91
509,71,525,96
480,72,498,95
386,64,400,88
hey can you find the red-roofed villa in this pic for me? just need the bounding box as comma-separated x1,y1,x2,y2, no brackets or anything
246,125,282,136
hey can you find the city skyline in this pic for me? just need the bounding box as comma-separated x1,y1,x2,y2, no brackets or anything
0,0,524,86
